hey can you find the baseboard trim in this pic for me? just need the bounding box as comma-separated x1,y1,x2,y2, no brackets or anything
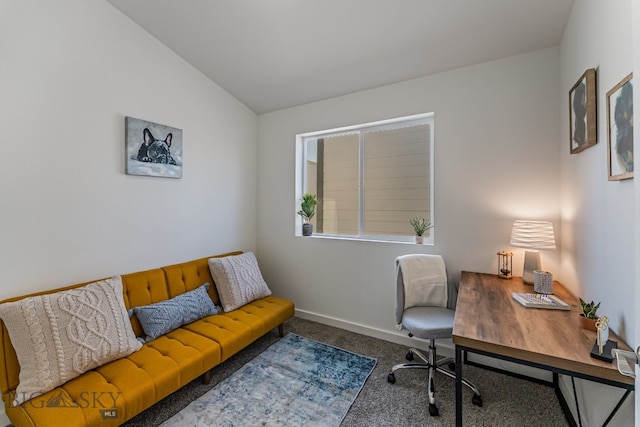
294,314,577,387
294,308,455,357
294,309,561,380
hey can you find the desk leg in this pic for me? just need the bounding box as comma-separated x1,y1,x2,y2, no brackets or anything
571,376,583,427
455,345,462,427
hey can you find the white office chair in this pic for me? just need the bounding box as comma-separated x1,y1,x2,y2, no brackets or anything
387,254,482,416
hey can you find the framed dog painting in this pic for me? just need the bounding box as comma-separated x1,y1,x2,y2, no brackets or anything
125,117,183,178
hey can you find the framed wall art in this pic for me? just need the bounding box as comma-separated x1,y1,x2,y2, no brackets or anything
569,68,597,154
125,117,183,178
606,73,633,181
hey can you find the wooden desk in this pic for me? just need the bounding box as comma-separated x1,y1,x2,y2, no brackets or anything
452,272,634,427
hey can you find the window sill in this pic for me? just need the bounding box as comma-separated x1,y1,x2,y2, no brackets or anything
295,233,434,245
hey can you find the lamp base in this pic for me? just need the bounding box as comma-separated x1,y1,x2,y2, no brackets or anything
522,250,541,284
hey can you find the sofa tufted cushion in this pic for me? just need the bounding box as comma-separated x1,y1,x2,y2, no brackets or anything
208,252,272,312
132,283,221,342
0,276,142,406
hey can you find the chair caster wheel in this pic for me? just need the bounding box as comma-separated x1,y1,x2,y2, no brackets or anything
405,351,414,361
472,394,483,407
448,362,456,371
387,373,396,384
428,403,439,416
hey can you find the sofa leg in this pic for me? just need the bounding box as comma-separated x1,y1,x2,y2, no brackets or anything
278,324,284,337
202,370,212,385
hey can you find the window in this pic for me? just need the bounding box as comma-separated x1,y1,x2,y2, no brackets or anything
295,113,434,243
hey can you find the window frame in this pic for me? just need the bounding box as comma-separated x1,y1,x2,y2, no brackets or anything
295,113,435,244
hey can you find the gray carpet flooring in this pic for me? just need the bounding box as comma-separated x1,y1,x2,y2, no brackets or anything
123,317,570,426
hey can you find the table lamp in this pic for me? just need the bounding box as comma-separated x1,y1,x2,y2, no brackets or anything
509,220,556,284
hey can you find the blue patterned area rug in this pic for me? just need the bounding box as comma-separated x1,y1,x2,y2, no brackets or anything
161,333,377,426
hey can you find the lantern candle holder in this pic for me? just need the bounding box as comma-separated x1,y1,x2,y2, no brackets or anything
497,251,513,279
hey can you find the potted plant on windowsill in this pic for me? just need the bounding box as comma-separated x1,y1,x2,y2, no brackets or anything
409,217,433,244
578,298,600,331
297,193,317,236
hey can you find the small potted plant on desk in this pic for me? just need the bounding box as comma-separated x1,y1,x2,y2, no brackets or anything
579,298,601,332
409,217,433,244
298,193,317,236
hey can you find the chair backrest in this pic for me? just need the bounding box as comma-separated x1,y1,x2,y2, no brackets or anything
395,254,449,325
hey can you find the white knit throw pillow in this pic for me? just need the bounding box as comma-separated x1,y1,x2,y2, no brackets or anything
0,276,142,406
208,252,272,312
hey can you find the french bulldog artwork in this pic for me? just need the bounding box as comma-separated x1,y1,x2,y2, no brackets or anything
137,128,177,165
125,117,183,178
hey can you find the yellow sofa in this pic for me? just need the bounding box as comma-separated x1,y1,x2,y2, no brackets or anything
0,251,295,427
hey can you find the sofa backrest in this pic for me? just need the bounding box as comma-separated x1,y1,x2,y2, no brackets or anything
0,251,242,404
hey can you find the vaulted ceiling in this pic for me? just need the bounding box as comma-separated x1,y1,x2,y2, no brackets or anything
107,0,574,114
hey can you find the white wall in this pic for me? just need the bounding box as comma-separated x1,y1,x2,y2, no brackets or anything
559,0,635,341
257,47,561,339
0,0,259,300
635,0,640,423
559,1,636,426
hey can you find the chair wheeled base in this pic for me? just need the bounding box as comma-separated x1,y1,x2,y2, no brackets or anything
387,342,482,416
